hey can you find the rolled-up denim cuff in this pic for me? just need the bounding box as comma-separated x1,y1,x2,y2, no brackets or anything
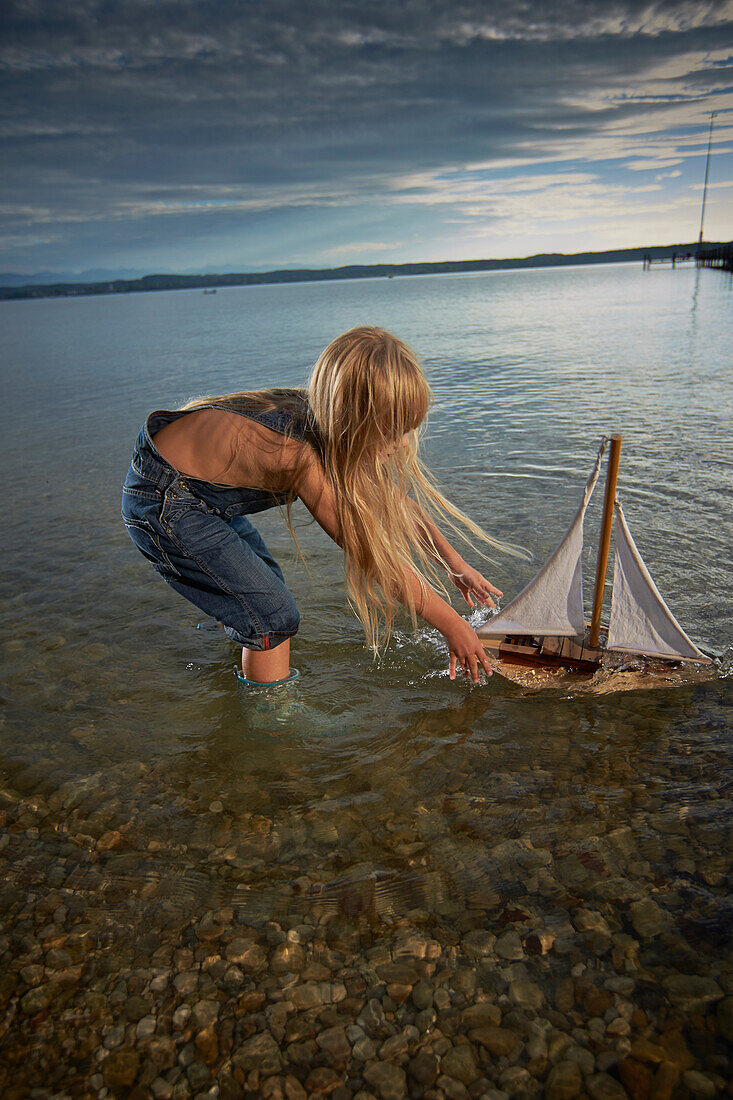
224,625,298,651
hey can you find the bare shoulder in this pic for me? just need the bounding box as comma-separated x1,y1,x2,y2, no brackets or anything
239,422,340,543
231,418,322,494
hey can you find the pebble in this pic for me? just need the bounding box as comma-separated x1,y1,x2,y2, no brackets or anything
411,979,433,1009
573,909,611,935
102,1024,126,1050
681,1070,718,1099
628,898,671,938
408,1050,438,1087
317,1025,351,1065
173,970,199,995
20,985,52,1014
525,930,555,955
414,1006,436,1031
440,1044,480,1084
136,1013,157,1040
376,961,419,985
379,1032,409,1061
651,1062,680,1099
495,931,525,960
618,1058,652,1098
461,930,496,957
467,1025,520,1057
358,998,386,1032
234,1031,283,1075
103,1051,140,1089
564,1044,595,1076
363,1060,408,1100
271,941,306,974
586,1072,629,1099
545,1061,583,1099
499,1066,535,1095
291,981,325,1008
508,978,545,1009
172,1004,192,1031
353,1036,377,1061
461,1002,502,1028
661,974,724,1012
437,1073,471,1099
19,963,44,987
191,998,219,1029
227,939,268,972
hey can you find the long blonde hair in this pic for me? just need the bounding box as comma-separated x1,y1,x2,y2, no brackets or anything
183,327,514,653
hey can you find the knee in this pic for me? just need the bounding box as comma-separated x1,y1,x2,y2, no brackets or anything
270,590,300,638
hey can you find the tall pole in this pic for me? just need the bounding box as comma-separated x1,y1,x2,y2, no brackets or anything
698,111,718,247
590,435,622,649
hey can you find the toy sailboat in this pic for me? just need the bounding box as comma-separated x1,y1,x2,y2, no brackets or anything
477,436,711,682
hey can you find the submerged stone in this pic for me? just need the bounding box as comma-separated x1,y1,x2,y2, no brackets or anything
546,1061,583,1100
440,1044,480,1084
234,1031,283,1074
586,1072,629,1099
468,1025,520,1056
103,1051,140,1089
661,974,723,1012
363,1059,407,1099
680,1070,717,1099
495,931,524,960
508,979,545,1009
628,899,671,939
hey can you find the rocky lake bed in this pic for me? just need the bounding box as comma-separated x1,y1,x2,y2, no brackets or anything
1,684,731,1100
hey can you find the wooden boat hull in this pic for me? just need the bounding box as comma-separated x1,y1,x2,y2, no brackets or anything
477,630,715,695
478,631,604,674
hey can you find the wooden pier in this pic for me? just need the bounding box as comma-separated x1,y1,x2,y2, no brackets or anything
642,252,695,270
696,242,733,272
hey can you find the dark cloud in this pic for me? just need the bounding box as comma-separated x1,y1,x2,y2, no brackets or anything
1,0,731,271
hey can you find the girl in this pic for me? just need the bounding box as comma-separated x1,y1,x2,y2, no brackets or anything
121,326,504,688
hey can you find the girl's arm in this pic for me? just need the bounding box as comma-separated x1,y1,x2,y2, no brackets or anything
293,449,343,546
411,503,503,610
296,453,493,682
402,569,495,682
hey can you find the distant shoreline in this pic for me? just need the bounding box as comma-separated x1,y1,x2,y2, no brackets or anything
0,242,715,301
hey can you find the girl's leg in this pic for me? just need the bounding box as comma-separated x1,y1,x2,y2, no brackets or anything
149,505,299,667
242,638,291,684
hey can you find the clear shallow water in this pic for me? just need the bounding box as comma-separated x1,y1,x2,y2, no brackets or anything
1,264,732,1095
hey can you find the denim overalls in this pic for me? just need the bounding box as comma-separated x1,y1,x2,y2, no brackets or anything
121,398,315,651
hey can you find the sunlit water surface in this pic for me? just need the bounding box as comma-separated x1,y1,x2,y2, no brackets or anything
1,263,732,1093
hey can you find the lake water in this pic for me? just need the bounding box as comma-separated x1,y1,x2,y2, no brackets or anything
1,263,732,1097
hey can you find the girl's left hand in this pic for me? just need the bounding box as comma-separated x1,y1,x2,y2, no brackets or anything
451,566,503,609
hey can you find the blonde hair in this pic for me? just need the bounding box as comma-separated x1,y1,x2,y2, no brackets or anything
309,327,514,652
182,326,514,653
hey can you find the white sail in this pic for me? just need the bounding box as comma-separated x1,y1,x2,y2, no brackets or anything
607,502,710,662
478,442,606,638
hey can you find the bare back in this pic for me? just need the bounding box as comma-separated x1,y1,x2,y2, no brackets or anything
152,407,311,493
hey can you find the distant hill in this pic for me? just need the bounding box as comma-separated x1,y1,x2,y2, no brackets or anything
0,267,146,287
0,243,717,301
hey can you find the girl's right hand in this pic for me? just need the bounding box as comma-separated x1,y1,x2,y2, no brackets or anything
443,617,494,683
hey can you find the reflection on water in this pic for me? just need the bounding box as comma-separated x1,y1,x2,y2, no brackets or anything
1,264,732,1095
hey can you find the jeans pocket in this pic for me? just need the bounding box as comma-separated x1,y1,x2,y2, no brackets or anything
160,482,232,553
123,517,180,577
123,461,162,499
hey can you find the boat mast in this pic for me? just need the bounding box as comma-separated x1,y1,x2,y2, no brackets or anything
589,435,622,648
698,111,718,248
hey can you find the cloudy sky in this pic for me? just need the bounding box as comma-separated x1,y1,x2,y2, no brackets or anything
1,0,732,277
